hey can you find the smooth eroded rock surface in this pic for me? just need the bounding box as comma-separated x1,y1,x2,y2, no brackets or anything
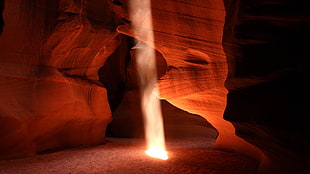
1,1,309,173
223,0,310,173
0,0,119,159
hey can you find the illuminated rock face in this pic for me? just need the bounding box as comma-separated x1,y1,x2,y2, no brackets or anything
116,0,240,153
1,1,229,161
0,0,118,159
0,0,309,173
107,90,218,140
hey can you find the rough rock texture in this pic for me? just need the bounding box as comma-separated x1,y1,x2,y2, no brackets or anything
223,0,310,173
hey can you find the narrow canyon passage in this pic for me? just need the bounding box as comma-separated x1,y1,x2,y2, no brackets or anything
1,0,309,173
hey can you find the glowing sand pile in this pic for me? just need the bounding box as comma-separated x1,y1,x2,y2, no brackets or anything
129,0,168,160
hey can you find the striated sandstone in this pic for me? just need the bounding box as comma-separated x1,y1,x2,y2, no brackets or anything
0,1,309,173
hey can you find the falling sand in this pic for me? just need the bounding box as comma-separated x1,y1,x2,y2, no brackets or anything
129,0,168,160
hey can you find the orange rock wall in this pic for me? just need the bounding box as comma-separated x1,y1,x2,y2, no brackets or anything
1,1,309,173
1,0,255,160
0,0,120,159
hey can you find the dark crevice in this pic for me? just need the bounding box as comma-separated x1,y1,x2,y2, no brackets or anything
120,18,131,24
184,59,209,65
98,34,134,111
98,34,168,112
63,11,79,16
0,0,4,34
111,0,122,6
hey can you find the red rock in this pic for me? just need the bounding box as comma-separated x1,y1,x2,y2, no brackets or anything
0,0,309,173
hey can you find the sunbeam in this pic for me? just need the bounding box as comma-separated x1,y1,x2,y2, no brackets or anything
129,0,168,160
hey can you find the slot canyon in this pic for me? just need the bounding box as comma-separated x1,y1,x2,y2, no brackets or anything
0,0,309,173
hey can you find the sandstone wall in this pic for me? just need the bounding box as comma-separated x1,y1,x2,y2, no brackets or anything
223,0,310,173
1,1,309,173
0,0,119,159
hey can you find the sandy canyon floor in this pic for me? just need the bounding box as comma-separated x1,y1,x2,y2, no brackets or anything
0,137,259,174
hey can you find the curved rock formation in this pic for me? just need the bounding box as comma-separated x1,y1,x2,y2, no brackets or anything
0,0,118,159
116,0,262,164
223,0,310,173
0,0,309,173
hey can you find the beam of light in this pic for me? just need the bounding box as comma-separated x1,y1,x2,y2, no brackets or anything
129,0,168,160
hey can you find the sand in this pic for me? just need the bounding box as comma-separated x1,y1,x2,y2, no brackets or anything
0,137,259,174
